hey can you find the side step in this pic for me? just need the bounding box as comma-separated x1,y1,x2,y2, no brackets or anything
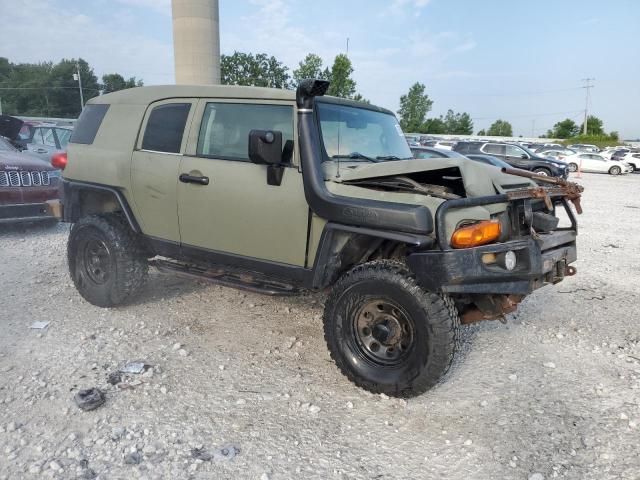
150,259,300,296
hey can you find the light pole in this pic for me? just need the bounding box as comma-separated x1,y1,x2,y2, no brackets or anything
73,63,84,111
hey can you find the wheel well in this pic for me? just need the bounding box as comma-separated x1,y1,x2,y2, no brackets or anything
314,232,408,289
64,182,140,232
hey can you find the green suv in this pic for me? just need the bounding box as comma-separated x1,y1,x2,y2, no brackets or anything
56,80,582,397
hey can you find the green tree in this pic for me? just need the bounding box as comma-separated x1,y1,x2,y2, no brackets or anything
486,119,513,136
477,129,486,136
326,54,356,98
221,52,291,89
397,82,433,132
292,53,327,86
47,58,100,117
442,109,473,135
579,115,604,135
101,73,143,93
609,131,619,141
423,117,446,134
548,118,579,139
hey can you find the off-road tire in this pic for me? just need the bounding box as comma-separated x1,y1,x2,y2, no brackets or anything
68,214,148,307
323,260,460,397
532,167,551,176
609,166,621,175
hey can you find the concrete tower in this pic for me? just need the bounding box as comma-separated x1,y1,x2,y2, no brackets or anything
172,0,220,85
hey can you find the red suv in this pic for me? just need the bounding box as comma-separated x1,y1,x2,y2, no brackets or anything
0,115,62,223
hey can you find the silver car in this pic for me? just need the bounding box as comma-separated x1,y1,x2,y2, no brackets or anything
18,124,73,161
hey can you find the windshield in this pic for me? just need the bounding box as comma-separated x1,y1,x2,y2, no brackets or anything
317,102,413,162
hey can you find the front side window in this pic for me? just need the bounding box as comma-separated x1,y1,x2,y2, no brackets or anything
42,128,57,147
56,129,72,149
141,103,191,153
505,145,525,157
31,128,45,144
317,102,412,161
197,103,293,161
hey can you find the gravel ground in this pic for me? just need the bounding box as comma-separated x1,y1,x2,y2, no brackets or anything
1,172,639,480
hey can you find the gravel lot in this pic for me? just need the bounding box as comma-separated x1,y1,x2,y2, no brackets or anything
1,172,639,480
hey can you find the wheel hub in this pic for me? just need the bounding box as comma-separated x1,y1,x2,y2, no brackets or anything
355,299,414,364
82,238,111,285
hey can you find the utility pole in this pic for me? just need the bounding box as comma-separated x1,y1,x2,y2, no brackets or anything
581,78,594,135
73,63,84,111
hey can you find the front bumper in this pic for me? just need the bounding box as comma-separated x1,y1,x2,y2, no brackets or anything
0,202,58,223
407,230,577,295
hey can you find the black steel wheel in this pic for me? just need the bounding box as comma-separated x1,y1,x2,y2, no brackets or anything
323,260,459,397
68,214,148,307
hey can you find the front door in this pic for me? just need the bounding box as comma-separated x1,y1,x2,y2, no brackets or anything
504,144,530,169
177,100,308,267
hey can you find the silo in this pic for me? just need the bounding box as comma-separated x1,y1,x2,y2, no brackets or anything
172,0,220,84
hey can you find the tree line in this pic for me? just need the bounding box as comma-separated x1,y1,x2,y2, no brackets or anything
1,53,618,143
0,57,142,118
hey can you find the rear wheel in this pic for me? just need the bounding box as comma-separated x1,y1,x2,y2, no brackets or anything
68,214,148,307
609,166,621,175
323,260,459,397
532,167,551,176
567,162,578,172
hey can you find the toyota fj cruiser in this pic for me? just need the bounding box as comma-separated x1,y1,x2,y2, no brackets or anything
55,80,583,397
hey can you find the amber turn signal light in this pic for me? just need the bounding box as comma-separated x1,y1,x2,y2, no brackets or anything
450,220,501,248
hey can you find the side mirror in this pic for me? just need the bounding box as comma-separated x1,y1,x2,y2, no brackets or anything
521,153,528,159
248,130,283,165
248,130,286,186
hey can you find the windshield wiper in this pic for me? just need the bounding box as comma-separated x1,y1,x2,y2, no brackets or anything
332,152,379,162
375,155,412,161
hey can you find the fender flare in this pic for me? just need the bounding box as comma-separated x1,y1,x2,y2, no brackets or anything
62,180,141,232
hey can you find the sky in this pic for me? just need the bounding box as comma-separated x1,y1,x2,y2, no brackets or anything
0,0,638,138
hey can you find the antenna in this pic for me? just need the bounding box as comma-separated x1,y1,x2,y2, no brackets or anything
581,78,595,135
346,37,349,56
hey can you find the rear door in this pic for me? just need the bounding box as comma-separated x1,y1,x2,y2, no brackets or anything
27,127,58,160
130,99,197,243
177,99,308,266
481,143,507,163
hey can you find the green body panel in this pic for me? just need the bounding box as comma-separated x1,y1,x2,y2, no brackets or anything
177,157,309,265
307,214,328,268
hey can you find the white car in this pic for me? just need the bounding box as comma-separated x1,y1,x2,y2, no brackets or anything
622,152,640,171
564,153,632,175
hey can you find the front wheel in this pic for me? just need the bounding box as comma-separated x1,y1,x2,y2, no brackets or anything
323,261,460,397
532,167,551,176
68,214,148,307
567,163,578,172
609,166,621,175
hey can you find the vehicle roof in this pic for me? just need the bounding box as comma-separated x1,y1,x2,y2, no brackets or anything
89,84,297,105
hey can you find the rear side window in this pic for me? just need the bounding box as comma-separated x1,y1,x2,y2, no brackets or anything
483,144,505,155
142,103,191,153
197,103,293,161
70,104,109,145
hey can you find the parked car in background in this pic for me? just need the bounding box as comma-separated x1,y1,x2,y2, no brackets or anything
563,152,632,175
0,132,62,223
611,149,630,161
538,149,575,162
453,141,569,178
568,143,599,153
420,140,457,150
14,123,73,161
622,152,640,171
464,153,512,169
410,146,466,159
536,146,576,156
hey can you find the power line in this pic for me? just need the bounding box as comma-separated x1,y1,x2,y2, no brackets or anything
471,109,584,121
581,78,595,134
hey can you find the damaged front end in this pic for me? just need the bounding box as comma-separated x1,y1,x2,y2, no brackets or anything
324,159,584,323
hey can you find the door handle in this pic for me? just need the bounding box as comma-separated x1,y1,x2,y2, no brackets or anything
179,173,209,185
36,148,48,154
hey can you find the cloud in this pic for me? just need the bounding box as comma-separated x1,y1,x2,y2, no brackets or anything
0,0,174,84
113,0,171,15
